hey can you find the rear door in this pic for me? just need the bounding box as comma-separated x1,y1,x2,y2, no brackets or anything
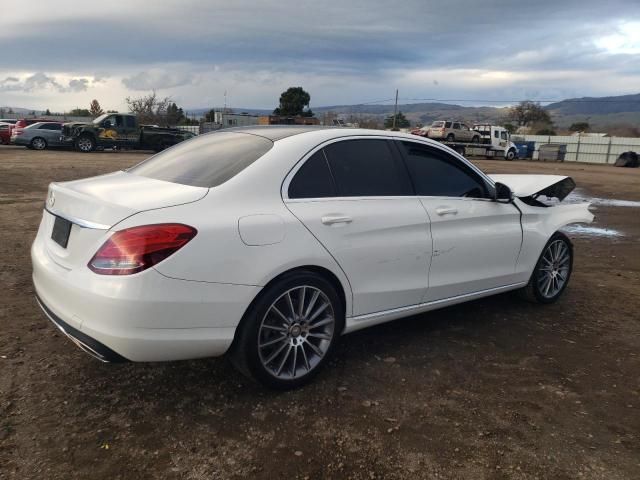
39,123,62,145
284,138,432,316
122,115,139,146
395,140,522,301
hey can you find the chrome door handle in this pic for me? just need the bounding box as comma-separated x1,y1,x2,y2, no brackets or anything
435,206,458,216
321,215,353,225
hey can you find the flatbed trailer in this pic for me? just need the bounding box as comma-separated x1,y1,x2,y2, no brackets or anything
416,124,519,160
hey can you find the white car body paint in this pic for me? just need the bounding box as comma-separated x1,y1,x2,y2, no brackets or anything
31,128,593,363
238,214,286,246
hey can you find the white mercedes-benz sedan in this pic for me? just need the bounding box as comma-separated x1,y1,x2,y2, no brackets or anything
32,126,593,388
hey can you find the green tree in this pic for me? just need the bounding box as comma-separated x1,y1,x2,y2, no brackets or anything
536,127,557,135
89,99,104,117
273,87,313,117
503,123,517,134
166,102,185,125
507,101,551,127
45,108,51,115
384,111,410,129
69,108,91,116
569,122,590,132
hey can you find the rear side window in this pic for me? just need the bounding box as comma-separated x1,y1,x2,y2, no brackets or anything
444,121,452,128
288,151,336,198
41,124,61,130
398,141,488,198
323,139,413,197
128,132,273,188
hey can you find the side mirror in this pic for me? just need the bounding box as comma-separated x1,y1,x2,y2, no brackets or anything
494,182,513,203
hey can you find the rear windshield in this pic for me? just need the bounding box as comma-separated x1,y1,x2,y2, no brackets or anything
128,132,273,188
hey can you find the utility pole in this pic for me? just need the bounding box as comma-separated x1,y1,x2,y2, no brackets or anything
392,89,399,130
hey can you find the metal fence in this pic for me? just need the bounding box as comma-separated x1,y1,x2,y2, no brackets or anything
512,134,640,164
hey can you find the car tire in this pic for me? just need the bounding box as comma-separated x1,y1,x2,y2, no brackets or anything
230,270,344,389
519,232,573,304
446,133,455,142
30,137,47,150
506,148,516,161
75,135,95,153
471,135,480,143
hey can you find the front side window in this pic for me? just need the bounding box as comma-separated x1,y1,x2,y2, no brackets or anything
398,141,488,198
452,123,461,130
323,139,413,197
501,131,508,140
125,116,136,128
288,151,336,199
128,132,273,188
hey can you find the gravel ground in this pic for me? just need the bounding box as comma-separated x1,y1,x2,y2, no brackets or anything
0,146,639,479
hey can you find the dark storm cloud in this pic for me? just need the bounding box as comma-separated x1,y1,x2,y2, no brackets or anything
2,0,638,73
2,0,639,105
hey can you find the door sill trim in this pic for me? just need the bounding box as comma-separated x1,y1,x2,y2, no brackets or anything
349,282,526,323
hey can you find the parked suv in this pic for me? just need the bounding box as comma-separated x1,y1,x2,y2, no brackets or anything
427,120,480,143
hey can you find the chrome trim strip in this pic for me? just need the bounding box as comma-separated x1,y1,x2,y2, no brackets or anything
350,282,526,322
44,206,110,230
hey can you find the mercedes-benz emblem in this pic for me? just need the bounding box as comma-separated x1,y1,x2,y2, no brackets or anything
47,190,55,208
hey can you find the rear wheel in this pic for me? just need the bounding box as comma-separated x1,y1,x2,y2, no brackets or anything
520,232,573,304
446,133,455,142
30,137,47,150
230,271,343,389
75,135,95,152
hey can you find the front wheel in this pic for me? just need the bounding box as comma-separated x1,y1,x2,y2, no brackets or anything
520,232,573,303
471,135,480,143
30,137,47,150
506,148,516,161
230,271,343,389
75,135,95,152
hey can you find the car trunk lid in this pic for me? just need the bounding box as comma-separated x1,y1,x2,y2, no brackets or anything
43,171,207,270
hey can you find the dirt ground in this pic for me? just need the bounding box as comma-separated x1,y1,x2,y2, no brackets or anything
1,146,639,479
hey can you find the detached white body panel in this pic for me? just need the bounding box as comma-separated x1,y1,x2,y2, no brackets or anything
31,128,593,364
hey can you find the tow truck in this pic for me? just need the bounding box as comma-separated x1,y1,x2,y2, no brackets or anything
412,124,518,160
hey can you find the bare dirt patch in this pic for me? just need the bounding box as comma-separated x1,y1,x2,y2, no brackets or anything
1,148,639,479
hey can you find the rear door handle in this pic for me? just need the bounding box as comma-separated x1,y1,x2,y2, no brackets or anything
435,206,458,216
321,215,353,225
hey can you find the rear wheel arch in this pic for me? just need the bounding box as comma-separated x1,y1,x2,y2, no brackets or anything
31,136,48,150
231,265,348,348
228,265,348,388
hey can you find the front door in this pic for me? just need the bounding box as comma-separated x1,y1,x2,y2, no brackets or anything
284,139,432,316
395,140,522,301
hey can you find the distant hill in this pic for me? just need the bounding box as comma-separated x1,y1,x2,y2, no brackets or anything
314,102,510,127
0,106,39,115
545,93,640,115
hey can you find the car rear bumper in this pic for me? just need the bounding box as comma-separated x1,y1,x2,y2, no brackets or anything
36,294,129,362
31,230,262,362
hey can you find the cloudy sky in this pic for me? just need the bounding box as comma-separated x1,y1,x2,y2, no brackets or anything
1,0,640,112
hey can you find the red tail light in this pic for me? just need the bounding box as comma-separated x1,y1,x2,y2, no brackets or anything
89,224,197,275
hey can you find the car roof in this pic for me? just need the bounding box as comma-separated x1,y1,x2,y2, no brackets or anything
223,125,339,141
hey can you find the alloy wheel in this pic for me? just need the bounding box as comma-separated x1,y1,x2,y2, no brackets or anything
537,239,571,299
257,286,335,380
77,137,93,152
32,138,46,150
